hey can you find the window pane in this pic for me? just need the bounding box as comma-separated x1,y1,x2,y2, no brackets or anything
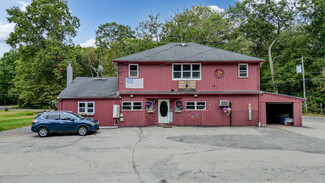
79,108,85,113
61,114,72,120
196,102,206,110
240,71,247,77
122,106,131,110
183,72,191,79
87,103,93,107
87,108,94,113
79,103,85,107
187,102,195,105
192,72,200,78
173,72,181,78
186,105,195,110
123,102,131,106
173,64,181,71
133,102,142,106
192,64,200,71
239,65,247,70
46,115,60,120
130,65,138,71
130,71,137,77
183,64,191,71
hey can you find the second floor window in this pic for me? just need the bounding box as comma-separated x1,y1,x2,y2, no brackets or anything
173,63,201,80
129,64,138,78
238,64,248,78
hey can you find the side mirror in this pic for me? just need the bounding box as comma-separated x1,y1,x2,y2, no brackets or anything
70,119,75,122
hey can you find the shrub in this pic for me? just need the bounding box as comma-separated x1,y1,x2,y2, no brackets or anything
5,108,8,112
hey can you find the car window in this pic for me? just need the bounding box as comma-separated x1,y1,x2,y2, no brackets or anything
60,114,73,120
68,112,85,120
46,115,60,120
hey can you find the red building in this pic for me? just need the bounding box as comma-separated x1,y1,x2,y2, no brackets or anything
58,43,306,127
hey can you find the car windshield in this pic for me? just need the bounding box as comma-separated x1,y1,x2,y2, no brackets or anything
69,112,85,120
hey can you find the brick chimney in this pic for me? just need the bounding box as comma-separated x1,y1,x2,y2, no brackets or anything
67,61,73,86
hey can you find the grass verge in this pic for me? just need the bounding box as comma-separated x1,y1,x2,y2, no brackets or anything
0,110,42,131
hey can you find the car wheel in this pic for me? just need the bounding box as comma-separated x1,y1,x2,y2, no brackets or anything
38,127,49,137
78,126,88,136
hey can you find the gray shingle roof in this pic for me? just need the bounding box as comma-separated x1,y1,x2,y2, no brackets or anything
113,43,265,62
58,77,118,98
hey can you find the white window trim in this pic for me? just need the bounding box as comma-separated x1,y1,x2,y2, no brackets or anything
185,101,206,110
129,64,139,78
122,101,143,111
172,63,202,80
78,102,95,115
238,63,249,78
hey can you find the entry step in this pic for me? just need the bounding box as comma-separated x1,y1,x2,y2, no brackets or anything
158,124,172,128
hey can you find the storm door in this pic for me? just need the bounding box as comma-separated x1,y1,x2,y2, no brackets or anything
158,99,170,123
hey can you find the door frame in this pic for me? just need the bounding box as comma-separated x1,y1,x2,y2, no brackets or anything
158,99,170,124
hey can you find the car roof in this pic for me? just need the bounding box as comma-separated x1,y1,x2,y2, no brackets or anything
41,111,73,115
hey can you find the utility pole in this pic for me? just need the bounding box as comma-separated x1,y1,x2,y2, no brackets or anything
301,55,307,113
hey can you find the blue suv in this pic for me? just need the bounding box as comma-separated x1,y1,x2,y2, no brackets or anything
31,111,100,137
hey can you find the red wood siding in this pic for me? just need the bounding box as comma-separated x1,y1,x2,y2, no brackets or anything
58,99,117,126
118,94,259,126
117,63,260,92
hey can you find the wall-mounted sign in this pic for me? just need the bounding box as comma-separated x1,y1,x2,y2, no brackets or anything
214,69,224,79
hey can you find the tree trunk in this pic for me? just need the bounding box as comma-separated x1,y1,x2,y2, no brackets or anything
268,35,279,93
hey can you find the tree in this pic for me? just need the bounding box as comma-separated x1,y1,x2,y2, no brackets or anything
6,0,80,107
136,13,163,42
0,50,19,104
161,6,231,47
95,22,135,49
228,0,297,93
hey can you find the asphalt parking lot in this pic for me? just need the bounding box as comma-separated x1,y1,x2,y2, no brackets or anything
0,116,324,183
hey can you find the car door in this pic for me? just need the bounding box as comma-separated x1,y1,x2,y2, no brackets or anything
45,114,61,132
60,114,77,132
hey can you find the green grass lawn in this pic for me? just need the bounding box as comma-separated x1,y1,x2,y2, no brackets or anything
0,110,43,131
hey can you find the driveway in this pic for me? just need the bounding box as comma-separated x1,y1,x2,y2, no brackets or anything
0,116,324,183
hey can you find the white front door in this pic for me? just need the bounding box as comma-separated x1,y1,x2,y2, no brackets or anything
158,99,170,124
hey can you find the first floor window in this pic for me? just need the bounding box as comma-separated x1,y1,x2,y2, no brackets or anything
78,102,95,114
186,101,206,110
239,63,248,78
122,101,143,111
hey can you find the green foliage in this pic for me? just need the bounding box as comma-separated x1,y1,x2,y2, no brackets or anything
6,0,80,107
95,22,135,49
0,50,19,104
161,6,231,48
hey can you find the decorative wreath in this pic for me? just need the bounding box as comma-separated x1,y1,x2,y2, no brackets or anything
214,68,225,79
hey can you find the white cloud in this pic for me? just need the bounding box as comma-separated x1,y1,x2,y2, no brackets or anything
80,38,97,48
208,5,225,13
0,22,15,43
16,1,30,11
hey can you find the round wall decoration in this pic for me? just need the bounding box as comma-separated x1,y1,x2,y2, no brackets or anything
214,68,225,79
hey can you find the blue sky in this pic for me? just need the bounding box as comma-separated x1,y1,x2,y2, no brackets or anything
0,0,239,57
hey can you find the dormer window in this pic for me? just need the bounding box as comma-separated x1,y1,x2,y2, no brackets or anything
172,63,201,80
238,63,248,78
129,64,138,78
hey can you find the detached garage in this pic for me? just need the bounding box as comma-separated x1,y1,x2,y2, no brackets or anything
259,92,306,127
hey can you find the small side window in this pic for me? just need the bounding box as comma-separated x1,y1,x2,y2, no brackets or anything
129,64,138,78
60,114,72,120
239,64,248,78
46,115,60,120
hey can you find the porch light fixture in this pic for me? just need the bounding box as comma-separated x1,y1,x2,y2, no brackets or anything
130,95,134,98
194,94,198,98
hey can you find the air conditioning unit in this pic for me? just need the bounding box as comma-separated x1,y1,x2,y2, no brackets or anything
219,100,229,107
